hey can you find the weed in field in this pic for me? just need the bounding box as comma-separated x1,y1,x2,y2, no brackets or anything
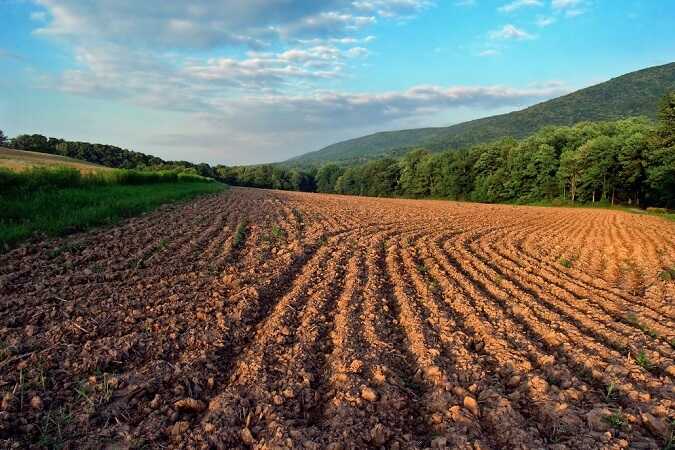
604,410,625,429
659,266,675,281
48,241,85,259
605,381,618,402
634,351,653,370
559,257,573,268
38,406,73,449
233,219,248,248
625,313,659,339
101,373,115,403
157,239,168,251
271,224,285,241
0,340,9,362
74,381,95,409
317,235,328,247
663,423,674,450
291,208,304,227
417,263,429,275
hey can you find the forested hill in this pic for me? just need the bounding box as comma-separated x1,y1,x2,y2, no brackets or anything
286,62,675,166
4,134,218,178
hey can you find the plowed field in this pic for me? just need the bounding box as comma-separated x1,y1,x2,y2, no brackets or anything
1,188,674,449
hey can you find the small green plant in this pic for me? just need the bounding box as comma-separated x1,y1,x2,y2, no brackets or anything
317,235,328,247
605,381,617,402
559,257,572,268
48,241,85,259
233,219,248,248
417,263,428,275
634,350,653,370
270,224,285,241
625,313,659,339
659,266,675,281
38,406,73,448
663,421,674,450
207,264,219,276
0,340,9,362
74,381,95,408
157,238,168,251
291,208,304,226
604,410,625,429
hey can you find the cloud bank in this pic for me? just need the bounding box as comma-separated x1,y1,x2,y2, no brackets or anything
28,0,568,164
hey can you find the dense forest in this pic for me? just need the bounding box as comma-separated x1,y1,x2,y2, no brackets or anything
3,91,674,208
287,62,675,166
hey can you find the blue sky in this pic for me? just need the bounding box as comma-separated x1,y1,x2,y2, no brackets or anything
1,0,674,164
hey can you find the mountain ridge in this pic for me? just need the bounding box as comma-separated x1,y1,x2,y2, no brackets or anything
285,62,675,166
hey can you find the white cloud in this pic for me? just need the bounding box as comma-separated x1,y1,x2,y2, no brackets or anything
564,8,584,17
499,0,543,13
489,24,535,40
552,0,581,9
551,0,586,18
352,0,432,17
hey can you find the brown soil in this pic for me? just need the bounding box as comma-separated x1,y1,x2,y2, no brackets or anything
1,187,673,449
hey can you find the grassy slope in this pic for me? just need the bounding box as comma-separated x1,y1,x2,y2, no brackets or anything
0,147,113,173
288,62,675,166
0,182,225,249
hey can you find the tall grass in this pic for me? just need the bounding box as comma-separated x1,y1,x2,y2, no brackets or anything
0,166,224,250
0,166,209,193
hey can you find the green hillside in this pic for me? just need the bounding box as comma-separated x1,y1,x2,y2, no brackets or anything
287,62,675,166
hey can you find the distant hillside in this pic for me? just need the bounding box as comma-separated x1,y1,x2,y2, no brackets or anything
0,147,113,173
287,62,675,166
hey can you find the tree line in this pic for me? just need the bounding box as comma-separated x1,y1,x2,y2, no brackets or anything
219,92,675,208
2,91,673,208
0,130,318,191
1,133,218,179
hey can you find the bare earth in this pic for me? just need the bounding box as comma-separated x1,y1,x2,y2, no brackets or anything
1,188,673,449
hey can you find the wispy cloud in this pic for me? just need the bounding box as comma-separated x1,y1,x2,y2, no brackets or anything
489,24,535,40
551,0,586,17
498,0,543,13
551,0,581,9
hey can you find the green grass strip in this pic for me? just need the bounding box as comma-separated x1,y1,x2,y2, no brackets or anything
0,182,225,250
